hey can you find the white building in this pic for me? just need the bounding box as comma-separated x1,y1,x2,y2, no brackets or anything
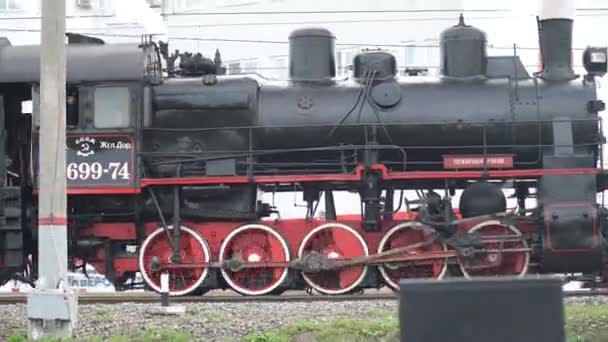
0,0,166,45
162,0,608,80
163,0,470,78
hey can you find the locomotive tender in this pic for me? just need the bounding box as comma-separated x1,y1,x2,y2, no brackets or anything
1,5,608,296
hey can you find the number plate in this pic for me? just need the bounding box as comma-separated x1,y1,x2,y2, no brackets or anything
66,135,134,187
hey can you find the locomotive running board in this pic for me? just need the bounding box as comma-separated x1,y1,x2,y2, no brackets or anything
31,166,600,195
140,166,599,187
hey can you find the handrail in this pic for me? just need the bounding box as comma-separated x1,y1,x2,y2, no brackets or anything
140,117,603,177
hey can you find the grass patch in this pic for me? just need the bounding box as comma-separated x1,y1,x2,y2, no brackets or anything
186,305,201,316
92,307,111,323
245,305,608,342
565,305,608,342
6,331,27,342
117,329,190,342
6,329,190,342
186,305,224,323
6,335,75,342
95,307,110,318
8,305,608,342
243,315,399,342
204,310,225,324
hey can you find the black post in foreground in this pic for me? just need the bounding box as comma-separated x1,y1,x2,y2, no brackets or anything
399,277,565,342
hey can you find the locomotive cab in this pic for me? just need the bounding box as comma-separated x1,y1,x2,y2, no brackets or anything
31,81,139,189
0,37,158,286
26,42,159,196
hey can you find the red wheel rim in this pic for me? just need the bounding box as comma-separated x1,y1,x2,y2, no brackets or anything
459,220,529,278
138,226,210,296
298,223,368,295
219,224,290,296
378,222,448,291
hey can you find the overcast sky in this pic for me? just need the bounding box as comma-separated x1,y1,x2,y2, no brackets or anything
113,0,167,37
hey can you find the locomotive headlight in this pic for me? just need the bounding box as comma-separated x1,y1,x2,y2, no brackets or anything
583,47,608,77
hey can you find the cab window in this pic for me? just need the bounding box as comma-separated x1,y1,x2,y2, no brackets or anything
32,85,80,129
93,87,130,128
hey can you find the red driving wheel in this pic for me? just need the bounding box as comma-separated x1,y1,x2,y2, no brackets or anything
219,224,290,296
298,223,369,295
139,225,211,296
378,222,448,291
459,220,530,278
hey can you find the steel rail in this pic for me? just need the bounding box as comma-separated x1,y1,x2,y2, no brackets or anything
0,292,399,305
0,289,606,305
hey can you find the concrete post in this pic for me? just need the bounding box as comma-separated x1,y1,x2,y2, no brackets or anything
38,0,68,293
27,0,78,339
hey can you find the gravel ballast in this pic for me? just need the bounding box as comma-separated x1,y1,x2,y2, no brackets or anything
564,295,608,306
0,299,397,341
1,295,607,341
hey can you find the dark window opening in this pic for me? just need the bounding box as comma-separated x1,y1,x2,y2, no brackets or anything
66,87,79,128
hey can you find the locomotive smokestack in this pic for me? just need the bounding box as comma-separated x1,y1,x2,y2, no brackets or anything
288,28,336,81
537,0,577,81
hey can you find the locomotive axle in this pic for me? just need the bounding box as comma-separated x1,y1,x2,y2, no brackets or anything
152,247,531,272
135,218,532,296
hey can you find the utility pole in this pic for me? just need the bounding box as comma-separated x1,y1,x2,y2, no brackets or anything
27,0,77,339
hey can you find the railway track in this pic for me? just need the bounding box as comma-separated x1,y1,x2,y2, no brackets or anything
0,289,607,305
0,291,398,304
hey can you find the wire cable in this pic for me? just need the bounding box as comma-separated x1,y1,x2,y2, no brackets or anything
365,71,396,146
0,28,596,52
164,7,608,17
166,9,512,16
326,71,368,139
0,14,113,20
168,15,508,28
165,12,608,28
356,70,374,124
144,36,597,51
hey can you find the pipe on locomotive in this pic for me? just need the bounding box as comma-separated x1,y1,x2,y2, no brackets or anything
537,0,576,81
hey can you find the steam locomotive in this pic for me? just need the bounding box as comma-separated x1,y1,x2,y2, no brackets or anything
0,8,607,296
